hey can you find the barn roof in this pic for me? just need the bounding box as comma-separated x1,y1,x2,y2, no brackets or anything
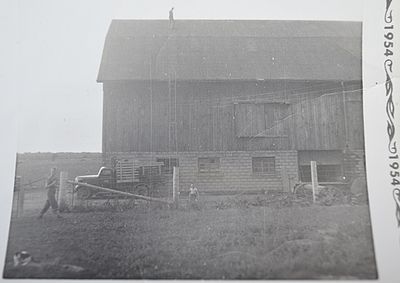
97,20,362,82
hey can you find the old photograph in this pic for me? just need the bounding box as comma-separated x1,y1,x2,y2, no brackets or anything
2,0,378,280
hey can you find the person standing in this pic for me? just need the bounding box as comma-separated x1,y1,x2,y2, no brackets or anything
188,183,199,202
38,167,62,219
169,7,175,29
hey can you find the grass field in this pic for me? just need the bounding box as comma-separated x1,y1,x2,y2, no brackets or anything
3,198,377,279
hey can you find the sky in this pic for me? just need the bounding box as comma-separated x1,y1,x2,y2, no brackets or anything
1,0,363,153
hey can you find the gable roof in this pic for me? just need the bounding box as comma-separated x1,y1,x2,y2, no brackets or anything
97,20,362,82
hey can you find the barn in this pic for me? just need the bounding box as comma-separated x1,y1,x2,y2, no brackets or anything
97,20,365,193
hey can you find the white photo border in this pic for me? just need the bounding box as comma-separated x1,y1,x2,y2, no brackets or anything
1,0,400,282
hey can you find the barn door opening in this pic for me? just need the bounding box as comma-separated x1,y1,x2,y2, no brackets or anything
298,150,344,183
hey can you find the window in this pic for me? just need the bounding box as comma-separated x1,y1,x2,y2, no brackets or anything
141,166,162,177
299,164,343,182
156,158,179,174
198,157,220,173
99,168,113,177
252,157,276,174
234,103,289,137
298,150,344,183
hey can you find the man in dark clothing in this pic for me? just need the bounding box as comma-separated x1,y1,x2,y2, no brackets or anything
169,7,174,28
38,167,62,218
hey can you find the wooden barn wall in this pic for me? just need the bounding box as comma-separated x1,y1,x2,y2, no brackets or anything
102,80,363,153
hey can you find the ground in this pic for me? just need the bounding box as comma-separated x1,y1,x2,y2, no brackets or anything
4,191,377,279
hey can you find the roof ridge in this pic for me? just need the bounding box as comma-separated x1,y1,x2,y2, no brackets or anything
110,19,362,23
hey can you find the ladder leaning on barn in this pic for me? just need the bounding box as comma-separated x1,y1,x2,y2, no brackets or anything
147,19,180,197
167,22,178,154
167,22,179,199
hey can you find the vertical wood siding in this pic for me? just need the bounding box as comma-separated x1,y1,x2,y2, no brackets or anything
102,80,363,153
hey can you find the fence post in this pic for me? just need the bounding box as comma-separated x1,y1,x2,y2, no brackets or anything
310,161,318,203
16,176,24,217
172,166,179,208
58,171,71,212
282,173,290,192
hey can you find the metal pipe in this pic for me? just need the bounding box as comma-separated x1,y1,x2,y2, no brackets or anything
67,181,172,204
